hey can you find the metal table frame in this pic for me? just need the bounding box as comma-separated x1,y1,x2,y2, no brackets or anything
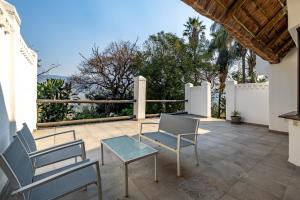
101,136,158,197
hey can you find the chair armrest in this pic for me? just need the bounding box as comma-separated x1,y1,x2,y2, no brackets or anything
140,122,159,134
29,139,84,156
177,133,198,146
178,133,197,136
141,122,159,125
11,160,99,196
29,140,84,159
35,130,76,141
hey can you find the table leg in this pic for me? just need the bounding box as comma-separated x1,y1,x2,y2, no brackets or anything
101,143,104,165
125,164,128,197
154,154,158,182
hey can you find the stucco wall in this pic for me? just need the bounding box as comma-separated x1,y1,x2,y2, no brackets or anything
287,0,300,47
226,81,269,126
0,1,37,191
185,82,211,117
256,48,297,132
268,49,297,132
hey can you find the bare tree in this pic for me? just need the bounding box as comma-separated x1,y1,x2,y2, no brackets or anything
71,41,140,100
37,59,59,77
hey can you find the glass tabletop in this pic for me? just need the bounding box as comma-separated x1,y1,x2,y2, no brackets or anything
101,135,158,163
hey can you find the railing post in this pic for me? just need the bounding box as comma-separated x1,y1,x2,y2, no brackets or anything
134,76,146,120
185,83,193,114
202,81,211,117
225,80,237,121
185,82,211,117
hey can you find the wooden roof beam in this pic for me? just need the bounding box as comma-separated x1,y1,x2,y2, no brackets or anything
266,29,288,49
277,0,285,8
223,0,247,19
256,6,287,39
276,39,295,58
243,8,261,29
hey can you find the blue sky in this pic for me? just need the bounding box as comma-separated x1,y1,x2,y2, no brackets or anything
8,0,213,76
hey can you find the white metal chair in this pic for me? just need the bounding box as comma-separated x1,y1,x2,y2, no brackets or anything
139,114,199,176
17,123,86,168
0,137,102,200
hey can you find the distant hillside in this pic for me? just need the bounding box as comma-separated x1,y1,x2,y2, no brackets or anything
37,75,69,83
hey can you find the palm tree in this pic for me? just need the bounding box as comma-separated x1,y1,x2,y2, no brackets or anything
233,42,248,83
247,50,257,83
183,17,206,50
183,17,206,85
209,23,235,118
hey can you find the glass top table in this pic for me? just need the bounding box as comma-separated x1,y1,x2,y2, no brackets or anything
100,135,158,197
101,135,158,164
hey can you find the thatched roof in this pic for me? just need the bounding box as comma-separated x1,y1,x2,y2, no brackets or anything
183,0,295,64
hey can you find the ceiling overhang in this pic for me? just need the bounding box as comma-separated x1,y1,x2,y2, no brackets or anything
183,0,295,64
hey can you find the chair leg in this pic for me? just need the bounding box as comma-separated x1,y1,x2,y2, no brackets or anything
82,142,87,160
194,145,199,166
177,150,181,177
101,143,104,166
95,162,103,200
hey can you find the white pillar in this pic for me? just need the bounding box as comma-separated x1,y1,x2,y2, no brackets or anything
185,83,193,114
225,80,237,120
288,120,300,166
202,81,211,117
185,82,211,117
134,76,146,120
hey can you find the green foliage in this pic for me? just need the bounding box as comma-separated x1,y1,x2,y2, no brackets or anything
183,17,216,86
231,110,239,116
63,19,264,120
139,32,186,113
211,91,226,118
209,23,237,118
74,106,103,120
119,107,133,116
37,79,74,122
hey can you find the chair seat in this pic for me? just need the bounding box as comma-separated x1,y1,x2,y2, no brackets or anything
31,160,97,200
34,145,82,168
142,132,193,150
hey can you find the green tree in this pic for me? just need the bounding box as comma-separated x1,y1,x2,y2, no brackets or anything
183,17,207,85
247,49,257,82
209,23,235,118
37,79,74,122
139,32,187,114
233,42,247,83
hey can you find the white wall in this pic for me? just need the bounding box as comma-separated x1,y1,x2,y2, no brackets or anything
185,82,211,117
0,0,37,191
268,49,297,132
287,0,300,46
226,81,269,126
256,56,269,75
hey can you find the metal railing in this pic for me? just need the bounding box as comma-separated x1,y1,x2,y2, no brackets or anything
36,99,135,104
146,100,187,103
36,99,187,128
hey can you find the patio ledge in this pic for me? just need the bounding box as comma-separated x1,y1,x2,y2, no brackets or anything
279,111,300,121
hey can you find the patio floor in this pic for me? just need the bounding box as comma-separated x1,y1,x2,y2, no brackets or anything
35,116,300,200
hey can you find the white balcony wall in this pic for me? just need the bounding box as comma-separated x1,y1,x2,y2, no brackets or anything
0,1,37,191
268,49,297,132
226,81,269,126
185,82,211,117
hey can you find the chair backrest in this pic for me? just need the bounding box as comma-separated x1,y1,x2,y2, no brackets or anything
159,114,199,141
0,137,34,200
18,123,37,153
